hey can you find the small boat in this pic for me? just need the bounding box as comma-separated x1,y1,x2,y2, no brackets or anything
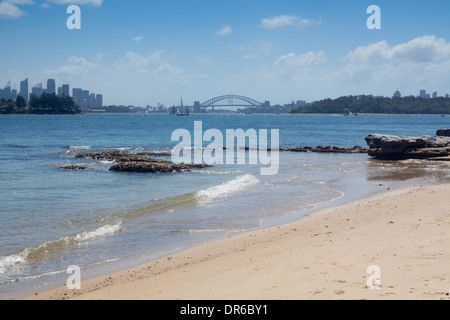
344,110,357,116
177,111,189,116
176,98,189,116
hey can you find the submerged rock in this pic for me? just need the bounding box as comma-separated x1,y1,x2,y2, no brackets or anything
437,129,450,137
280,145,368,154
365,129,450,159
109,161,210,173
57,165,88,170
74,150,211,173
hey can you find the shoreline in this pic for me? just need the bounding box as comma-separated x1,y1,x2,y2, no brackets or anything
21,182,450,300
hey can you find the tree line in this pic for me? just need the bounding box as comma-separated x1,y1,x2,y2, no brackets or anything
291,95,450,114
0,93,82,114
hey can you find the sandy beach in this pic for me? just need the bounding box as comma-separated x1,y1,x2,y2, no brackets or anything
22,183,450,300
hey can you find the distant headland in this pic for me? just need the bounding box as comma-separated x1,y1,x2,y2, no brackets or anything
291,95,450,115
0,93,82,115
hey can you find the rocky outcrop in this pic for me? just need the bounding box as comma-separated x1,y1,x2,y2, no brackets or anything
57,165,88,170
109,161,210,173
437,129,450,137
280,146,368,154
365,129,450,159
74,150,211,173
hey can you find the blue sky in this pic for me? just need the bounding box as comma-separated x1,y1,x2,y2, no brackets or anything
1,0,450,106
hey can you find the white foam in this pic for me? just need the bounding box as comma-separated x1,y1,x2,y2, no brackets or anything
196,174,260,202
0,253,27,275
0,222,122,275
69,146,92,150
74,222,122,242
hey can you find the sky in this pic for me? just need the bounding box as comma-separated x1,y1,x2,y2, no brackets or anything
1,0,450,107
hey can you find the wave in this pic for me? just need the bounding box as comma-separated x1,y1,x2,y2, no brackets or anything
196,174,260,202
67,146,93,150
172,227,240,234
0,222,122,275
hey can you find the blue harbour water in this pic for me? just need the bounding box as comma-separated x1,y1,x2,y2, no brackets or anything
0,113,449,299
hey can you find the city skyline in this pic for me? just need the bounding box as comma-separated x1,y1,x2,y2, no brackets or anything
1,1,450,106
1,76,448,110
0,77,103,109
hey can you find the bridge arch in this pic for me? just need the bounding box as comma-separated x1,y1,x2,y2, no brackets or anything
200,95,263,109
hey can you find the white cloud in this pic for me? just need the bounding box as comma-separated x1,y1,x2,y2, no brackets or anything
216,25,232,36
113,51,164,71
154,63,182,76
48,0,103,6
274,51,327,68
7,0,34,4
51,56,99,76
0,1,26,18
346,35,450,64
197,56,215,65
238,40,271,60
261,14,320,30
328,36,450,97
132,35,145,42
42,51,188,105
244,54,257,60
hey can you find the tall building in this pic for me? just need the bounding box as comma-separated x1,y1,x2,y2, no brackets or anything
72,88,82,106
432,91,438,98
393,90,401,98
446,94,449,98
19,78,28,102
62,84,70,97
193,101,201,113
95,94,103,108
47,79,56,95
2,81,11,100
89,93,96,107
419,90,427,98
31,83,42,98
81,90,89,109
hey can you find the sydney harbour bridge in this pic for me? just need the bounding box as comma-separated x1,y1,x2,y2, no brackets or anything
187,94,271,112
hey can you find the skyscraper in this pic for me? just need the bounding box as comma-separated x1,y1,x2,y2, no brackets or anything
89,93,96,107
11,89,17,101
47,79,56,95
62,84,70,97
31,83,42,98
2,81,11,100
95,94,103,108
72,88,82,107
19,78,28,102
81,90,89,109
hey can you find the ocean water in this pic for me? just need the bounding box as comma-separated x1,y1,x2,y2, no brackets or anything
0,113,449,299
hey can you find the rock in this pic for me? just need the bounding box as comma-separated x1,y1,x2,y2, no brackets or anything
436,129,450,137
280,146,368,154
74,150,211,173
136,151,172,157
109,160,211,173
365,129,450,159
58,165,88,170
75,151,150,162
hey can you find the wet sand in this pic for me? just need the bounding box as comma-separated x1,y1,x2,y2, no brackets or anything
23,184,450,300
